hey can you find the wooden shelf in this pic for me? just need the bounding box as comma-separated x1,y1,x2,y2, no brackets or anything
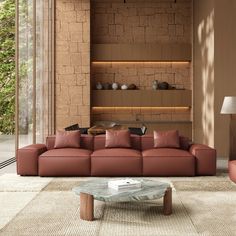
92,90,192,107
92,120,192,137
92,43,191,61
93,120,192,124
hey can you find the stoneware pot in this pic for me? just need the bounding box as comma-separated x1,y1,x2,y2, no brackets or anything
103,82,111,90
112,82,119,90
128,84,137,90
152,80,158,90
158,81,169,90
121,84,128,90
96,82,103,90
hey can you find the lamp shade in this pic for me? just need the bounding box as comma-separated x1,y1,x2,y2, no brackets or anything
220,96,236,114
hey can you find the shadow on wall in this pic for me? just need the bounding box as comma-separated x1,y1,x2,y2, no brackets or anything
196,8,214,146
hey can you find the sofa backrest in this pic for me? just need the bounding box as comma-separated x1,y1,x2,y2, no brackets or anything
46,135,94,151
94,134,141,150
141,135,154,151
141,134,192,151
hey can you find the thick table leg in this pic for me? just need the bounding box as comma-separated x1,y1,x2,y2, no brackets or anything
80,192,94,221
163,187,172,215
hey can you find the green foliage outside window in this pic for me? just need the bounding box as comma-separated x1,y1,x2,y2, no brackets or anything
0,0,15,134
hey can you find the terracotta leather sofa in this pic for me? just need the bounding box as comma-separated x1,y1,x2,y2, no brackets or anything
229,160,236,183
17,134,216,177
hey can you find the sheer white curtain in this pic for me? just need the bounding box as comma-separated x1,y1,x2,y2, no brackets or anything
17,0,54,149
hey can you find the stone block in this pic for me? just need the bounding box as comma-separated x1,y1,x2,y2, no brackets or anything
56,31,70,41
176,25,184,36
58,74,77,85
76,74,86,86
57,105,69,115
115,25,123,36
77,11,86,22
68,22,83,32
82,1,90,10
80,115,90,127
57,66,75,75
81,66,90,74
56,115,70,130
69,43,78,53
64,3,74,12
70,31,83,42
56,53,71,66
69,105,78,116
69,116,81,126
78,106,90,116
78,43,90,53
82,31,90,43
81,53,90,66
70,53,81,65
139,16,149,26
64,11,77,23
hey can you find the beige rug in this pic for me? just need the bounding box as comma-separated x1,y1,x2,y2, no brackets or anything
0,175,236,236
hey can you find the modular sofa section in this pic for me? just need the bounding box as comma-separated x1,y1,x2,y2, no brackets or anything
190,144,216,175
39,148,92,177
91,148,142,176
229,160,236,183
17,144,47,176
142,148,195,176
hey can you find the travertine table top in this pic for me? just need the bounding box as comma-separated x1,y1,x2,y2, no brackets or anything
73,179,170,202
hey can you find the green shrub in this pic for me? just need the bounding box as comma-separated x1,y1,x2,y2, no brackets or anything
0,0,15,134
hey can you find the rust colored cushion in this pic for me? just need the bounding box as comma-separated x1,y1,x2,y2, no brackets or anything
153,130,180,148
54,130,80,149
105,130,131,148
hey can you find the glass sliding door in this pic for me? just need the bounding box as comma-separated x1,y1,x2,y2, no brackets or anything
0,0,16,164
16,0,54,149
17,0,34,147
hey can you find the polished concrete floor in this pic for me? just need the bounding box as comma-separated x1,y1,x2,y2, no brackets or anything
0,134,33,164
0,135,15,163
0,162,16,176
0,134,32,176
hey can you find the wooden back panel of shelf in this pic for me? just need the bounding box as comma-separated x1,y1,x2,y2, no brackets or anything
92,90,192,107
92,43,191,61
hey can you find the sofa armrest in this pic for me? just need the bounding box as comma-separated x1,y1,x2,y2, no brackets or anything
17,144,47,176
190,144,216,175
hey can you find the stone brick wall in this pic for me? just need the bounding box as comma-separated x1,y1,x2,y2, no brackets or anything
91,0,192,127
55,0,90,129
92,0,191,44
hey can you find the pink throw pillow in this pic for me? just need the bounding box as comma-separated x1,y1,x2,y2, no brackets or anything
54,130,80,148
154,130,180,148
105,130,131,148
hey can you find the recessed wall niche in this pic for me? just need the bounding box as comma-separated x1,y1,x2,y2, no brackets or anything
91,0,193,137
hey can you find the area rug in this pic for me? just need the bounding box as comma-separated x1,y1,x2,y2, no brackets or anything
0,175,236,236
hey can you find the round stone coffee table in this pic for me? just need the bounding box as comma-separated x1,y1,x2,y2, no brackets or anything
73,179,172,221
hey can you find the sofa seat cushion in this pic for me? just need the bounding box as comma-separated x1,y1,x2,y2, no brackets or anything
142,148,195,177
142,148,193,157
39,148,91,177
91,148,142,176
92,148,141,157
40,148,92,157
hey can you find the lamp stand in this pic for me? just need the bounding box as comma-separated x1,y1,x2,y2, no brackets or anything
229,115,236,160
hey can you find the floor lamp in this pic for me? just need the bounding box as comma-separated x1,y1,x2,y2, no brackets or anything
220,96,236,161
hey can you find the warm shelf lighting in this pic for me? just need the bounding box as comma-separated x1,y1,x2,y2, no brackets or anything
92,61,190,65
92,107,190,110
